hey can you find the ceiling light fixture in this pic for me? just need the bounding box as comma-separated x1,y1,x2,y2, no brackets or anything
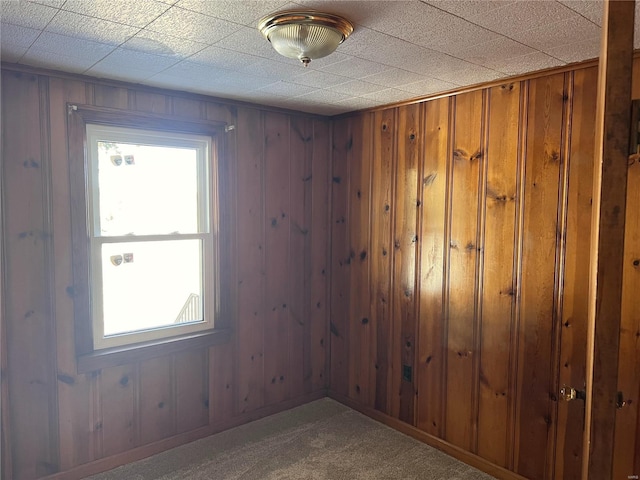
258,10,354,67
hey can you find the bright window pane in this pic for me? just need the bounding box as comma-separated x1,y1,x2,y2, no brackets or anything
100,240,203,337
97,142,201,236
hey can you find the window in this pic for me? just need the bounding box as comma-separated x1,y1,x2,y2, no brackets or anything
86,125,216,348
67,104,232,369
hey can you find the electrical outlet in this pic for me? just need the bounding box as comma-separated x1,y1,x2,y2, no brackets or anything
402,365,412,382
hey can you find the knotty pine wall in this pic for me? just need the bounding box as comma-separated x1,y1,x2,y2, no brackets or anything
329,63,640,480
0,66,331,480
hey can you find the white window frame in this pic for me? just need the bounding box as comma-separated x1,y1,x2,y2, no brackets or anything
86,124,217,349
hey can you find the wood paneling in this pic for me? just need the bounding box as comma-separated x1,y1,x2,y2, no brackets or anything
416,96,450,438
392,104,421,424
370,109,396,414
263,112,292,406
330,60,640,480
1,66,330,480
514,73,566,480
555,67,597,480
445,90,484,451
347,113,373,406
477,82,521,468
329,116,351,397
2,71,59,479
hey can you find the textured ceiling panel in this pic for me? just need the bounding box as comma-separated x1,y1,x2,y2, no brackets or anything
0,23,41,49
1,1,58,29
0,0,617,115
145,7,242,44
177,0,291,26
46,10,140,45
484,50,564,76
122,30,208,57
61,0,170,27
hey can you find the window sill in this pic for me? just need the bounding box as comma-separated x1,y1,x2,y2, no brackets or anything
76,328,232,373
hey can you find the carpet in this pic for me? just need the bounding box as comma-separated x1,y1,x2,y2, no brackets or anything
87,398,497,479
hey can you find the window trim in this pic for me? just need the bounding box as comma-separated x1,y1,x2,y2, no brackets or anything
86,124,214,349
67,104,233,372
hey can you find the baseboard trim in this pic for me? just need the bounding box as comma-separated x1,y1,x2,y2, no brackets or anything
45,389,326,480
328,391,528,480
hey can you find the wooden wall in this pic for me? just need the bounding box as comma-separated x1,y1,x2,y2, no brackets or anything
0,66,331,480
330,63,639,480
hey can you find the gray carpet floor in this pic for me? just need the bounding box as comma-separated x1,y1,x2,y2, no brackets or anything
88,398,497,480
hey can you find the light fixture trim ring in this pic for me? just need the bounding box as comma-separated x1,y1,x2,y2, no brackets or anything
258,10,354,43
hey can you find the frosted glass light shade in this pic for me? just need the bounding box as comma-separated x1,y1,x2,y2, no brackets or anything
259,11,354,66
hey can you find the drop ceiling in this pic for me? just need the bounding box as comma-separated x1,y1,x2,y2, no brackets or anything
0,0,635,115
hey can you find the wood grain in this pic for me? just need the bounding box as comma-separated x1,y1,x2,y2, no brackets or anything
476,83,520,467
329,116,351,397
263,112,292,405
1,66,331,480
416,96,450,437
370,109,397,414
310,119,331,392
392,104,422,424
347,114,373,406
514,73,566,479
583,2,635,479
555,67,597,480
175,350,209,434
2,71,59,479
235,107,266,414
289,115,311,397
445,89,483,451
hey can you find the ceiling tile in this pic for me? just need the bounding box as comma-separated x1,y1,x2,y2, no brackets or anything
426,0,514,19
291,0,389,27
437,66,503,87
156,59,221,80
86,64,156,82
176,0,290,26
46,11,140,45
0,0,610,116
294,89,351,103
302,51,351,69
0,23,40,49
449,36,535,64
544,37,599,63
61,0,170,28
361,68,425,88
253,81,316,97
29,31,115,62
334,96,380,111
471,1,577,35
329,79,386,96
559,1,602,25
1,1,58,29
31,0,66,7
189,45,263,71
406,52,500,83
353,1,500,55
318,56,391,79
90,48,181,75
21,47,100,73
122,30,208,57
511,15,600,53
290,69,351,88
145,6,242,44
399,77,458,95
213,25,285,60
361,88,416,103
241,57,311,79
484,51,565,76
338,26,437,71
1,45,27,63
